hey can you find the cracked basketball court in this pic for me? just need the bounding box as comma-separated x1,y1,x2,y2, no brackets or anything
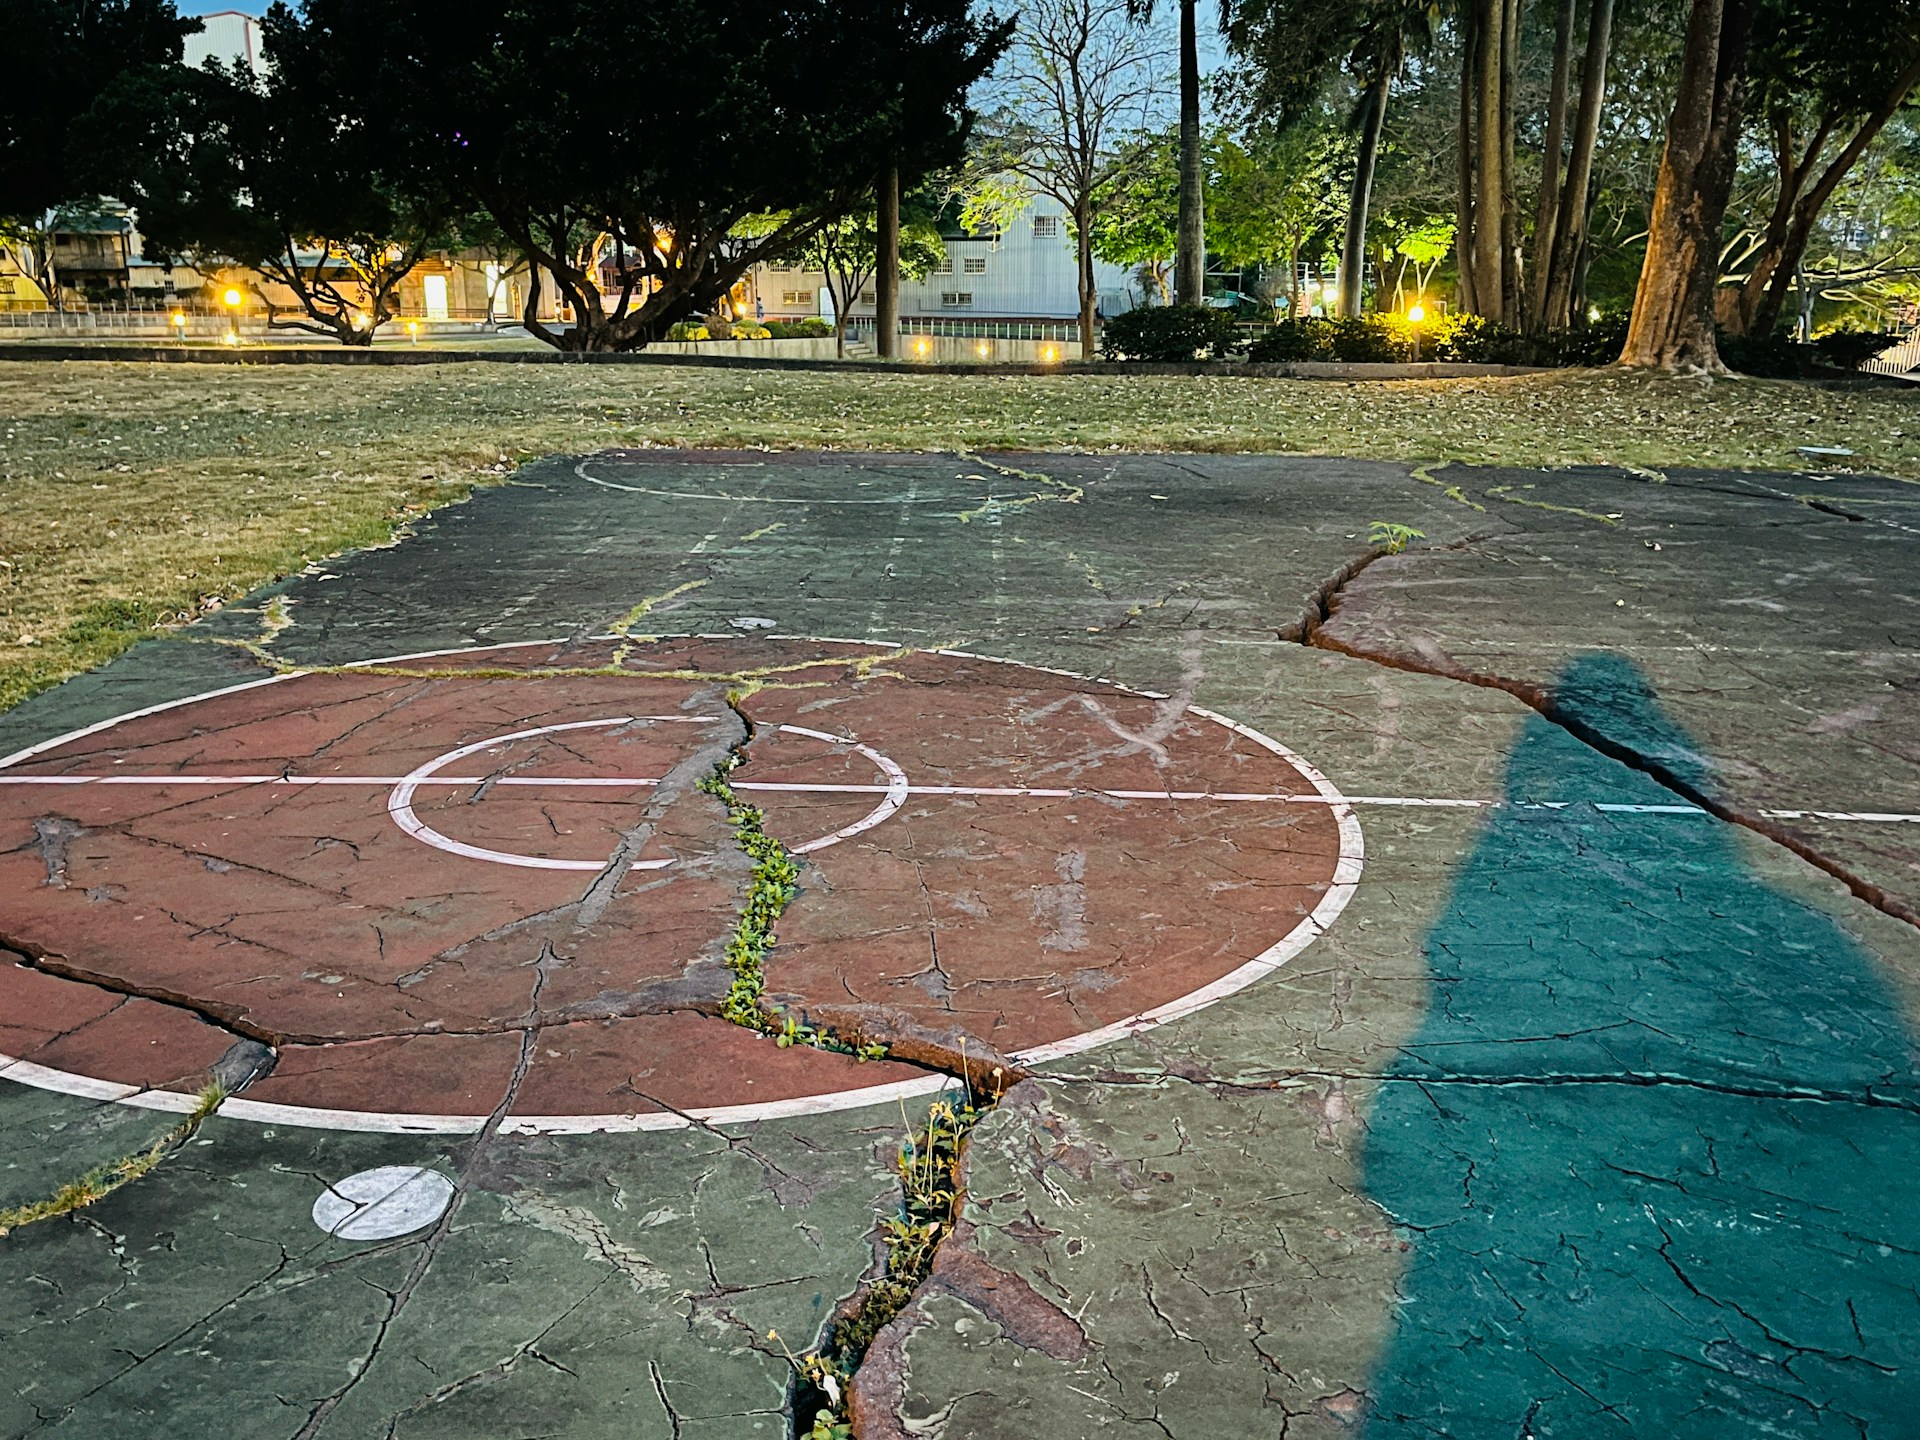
2,449,1917,1439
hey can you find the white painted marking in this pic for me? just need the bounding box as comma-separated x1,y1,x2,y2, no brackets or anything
4,771,1909,823
384,718,914,870
577,460,961,505
386,717,679,872
311,1165,455,1239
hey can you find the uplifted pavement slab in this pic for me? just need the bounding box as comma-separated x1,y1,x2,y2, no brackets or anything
3,449,1917,1440
1317,461,1920,916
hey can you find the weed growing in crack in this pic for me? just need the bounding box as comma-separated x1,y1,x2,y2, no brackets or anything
698,755,887,1061
783,1090,996,1436
0,1082,227,1237
1367,520,1426,554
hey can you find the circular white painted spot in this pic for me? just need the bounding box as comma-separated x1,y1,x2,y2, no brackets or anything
312,1165,455,1239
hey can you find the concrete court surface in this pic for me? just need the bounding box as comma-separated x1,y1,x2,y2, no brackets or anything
1,448,1917,1440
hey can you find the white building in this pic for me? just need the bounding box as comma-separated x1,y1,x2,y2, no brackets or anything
184,10,267,75
751,195,1141,327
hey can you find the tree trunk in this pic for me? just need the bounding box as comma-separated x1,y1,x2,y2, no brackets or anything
1456,3,1481,316
1174,0,1205,306
1739,51,1920,337
1077,196,1097,357
876,166,901,359
1462,0,1517,322
1543,0,1615,331
1619,0,1758,372
1496,0,1522,324
1527,0,1577,331
1338,65,1392,319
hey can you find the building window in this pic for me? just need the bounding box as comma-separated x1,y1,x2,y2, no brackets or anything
781,289,814,306
1032,215,1059,239
963,256,987,274
940,291,974,308
933,255,954,275
859,291,876,305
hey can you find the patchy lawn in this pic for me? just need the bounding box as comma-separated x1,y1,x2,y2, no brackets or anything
2,359,1915,710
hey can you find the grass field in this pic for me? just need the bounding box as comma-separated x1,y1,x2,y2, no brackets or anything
2,358,1916,711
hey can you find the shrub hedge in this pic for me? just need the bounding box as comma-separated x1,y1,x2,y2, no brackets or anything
1098,304,1242,361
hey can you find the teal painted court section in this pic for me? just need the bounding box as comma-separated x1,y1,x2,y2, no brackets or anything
1363,654,1920,1437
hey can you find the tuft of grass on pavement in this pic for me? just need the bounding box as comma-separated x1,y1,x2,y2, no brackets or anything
1,360,1915,711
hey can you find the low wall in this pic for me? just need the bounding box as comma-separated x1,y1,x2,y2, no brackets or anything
645,337,839,360
0,342,1554,380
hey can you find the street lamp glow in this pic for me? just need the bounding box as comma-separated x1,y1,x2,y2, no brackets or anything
975,341,990,358
1406,303,1426,324
222,288,243,308
1040,344,1058,363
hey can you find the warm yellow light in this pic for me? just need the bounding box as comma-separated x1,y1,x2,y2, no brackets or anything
406,320,418,332
222,288,243,308
1588,305,1602,323
170,311,185,326
913,339,930,357
975,342,990,358
1040,345,1058,363
220,331,239,346
1406,303,1426,324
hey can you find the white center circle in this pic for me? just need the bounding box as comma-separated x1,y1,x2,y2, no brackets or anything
311,1165,456,1239
385,717,911,870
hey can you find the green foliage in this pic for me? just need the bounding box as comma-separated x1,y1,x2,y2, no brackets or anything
1368,520,1424,553
0,0,197,219
1090,130,1179,299
263,0,1010,351
1811,326,1899,371
784,1093,994,1435
763,317,834,339
698,757,887,1061
1099,304,1243,361
0,1081,227,1237
1247,315,1409,362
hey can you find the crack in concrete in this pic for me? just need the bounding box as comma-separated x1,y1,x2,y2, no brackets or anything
1283,545,1920,935
290,946,554,1440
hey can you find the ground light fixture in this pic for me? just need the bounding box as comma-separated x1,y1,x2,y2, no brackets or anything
406,320,419,344
975,341,991,359
912,338,932,359
1040,343,1060,363
222,287,243,344
1406,300,1428,362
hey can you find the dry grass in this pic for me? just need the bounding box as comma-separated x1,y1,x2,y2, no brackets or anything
2,359,1915,711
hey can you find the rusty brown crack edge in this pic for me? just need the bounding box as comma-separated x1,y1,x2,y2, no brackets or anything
1290,565,1920,935
846,1084,1093,1440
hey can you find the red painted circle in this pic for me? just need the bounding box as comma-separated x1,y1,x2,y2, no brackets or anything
0,639,1354,1128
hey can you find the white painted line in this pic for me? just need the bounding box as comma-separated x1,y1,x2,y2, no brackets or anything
385,716,673,871
5,770,1912,823
382,718,913,870
576,459,958,505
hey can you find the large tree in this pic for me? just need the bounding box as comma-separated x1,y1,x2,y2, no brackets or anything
972,0,1172,356
783,209,945,357
1226,0,1429,318
85,18,454,345
1618,0,1759,371
0,0,197,307
298,0,1007,353
1718,0,1920,337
